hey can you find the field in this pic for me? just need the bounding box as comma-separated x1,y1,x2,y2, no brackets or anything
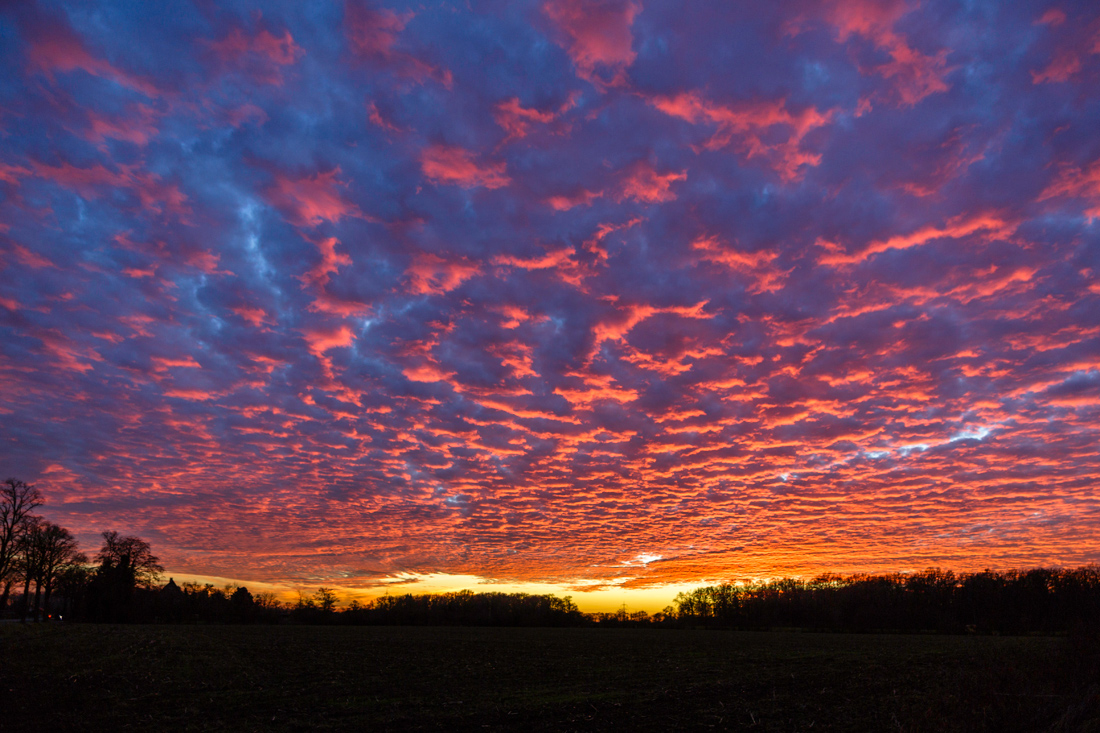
2,624,1098,731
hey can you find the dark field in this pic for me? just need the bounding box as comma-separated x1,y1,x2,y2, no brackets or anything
2,625,1098,732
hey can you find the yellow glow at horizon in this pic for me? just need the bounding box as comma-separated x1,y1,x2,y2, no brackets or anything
162,570,720,613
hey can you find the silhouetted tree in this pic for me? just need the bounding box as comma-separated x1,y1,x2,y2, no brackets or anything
314,587,338,614
16,516,47,622
87,532,163,622
22,520,84,621
230,585,255,622
0,478,42,613
95,531,163,587
671,567,1100,634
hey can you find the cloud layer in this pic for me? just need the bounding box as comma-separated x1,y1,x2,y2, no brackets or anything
2,0,1099,593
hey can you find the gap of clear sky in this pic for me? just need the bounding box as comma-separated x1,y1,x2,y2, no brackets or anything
1,0,1099,612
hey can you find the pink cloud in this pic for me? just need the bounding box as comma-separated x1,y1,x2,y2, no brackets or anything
0,162,31,186
616,161,686,203
345,2,452,87
206,26,303,85
367,101,403,133
301,237,352,289
1032,53,1082,84
1040,159,1100,219
210,27,302,66
821,0,951,106
493,94,578,141
24,23,159,97
544,0,641,87
8,243,54,269
265,168,362,228
1037,9,1067,27
34,329,102,373
30,160,189,218
420,145,510,189
649,92,834,181
82,104,159,148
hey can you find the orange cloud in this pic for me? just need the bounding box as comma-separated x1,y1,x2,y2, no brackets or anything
404,252,481,295
402,363,456,383
543,0,640,87
301,324,356,356
420,145,511,189
591,301,710,356
819,213,1015,266
151,356,202,372
546,188,603,211
493,247,574,271
230,306,272,327
692,236,788,293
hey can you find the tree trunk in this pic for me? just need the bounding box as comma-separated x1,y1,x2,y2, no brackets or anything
32,578,42,622
42,578,54,621
20,575,31,622
0,579,11,613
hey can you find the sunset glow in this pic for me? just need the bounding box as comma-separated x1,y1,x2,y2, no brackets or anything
2,1,1099,611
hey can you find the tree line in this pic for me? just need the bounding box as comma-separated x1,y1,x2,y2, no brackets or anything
670,567,1100,634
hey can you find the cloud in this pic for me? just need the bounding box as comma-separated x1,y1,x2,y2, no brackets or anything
648,92,834,180
23,15,160,97
404,252,481,295
264,169,362,228
205,26,303,86
2,0,1099,600
817,0,951,106
420,145,511,189
544,0,641,87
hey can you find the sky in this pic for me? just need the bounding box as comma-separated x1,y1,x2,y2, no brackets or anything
1,0,1099,612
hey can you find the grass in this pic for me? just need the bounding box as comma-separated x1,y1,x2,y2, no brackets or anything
2,624,1098,731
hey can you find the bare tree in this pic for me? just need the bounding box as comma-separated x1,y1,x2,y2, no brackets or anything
0,478,43,611
17,516,47,621
95,531,164,587
33,521,85,621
